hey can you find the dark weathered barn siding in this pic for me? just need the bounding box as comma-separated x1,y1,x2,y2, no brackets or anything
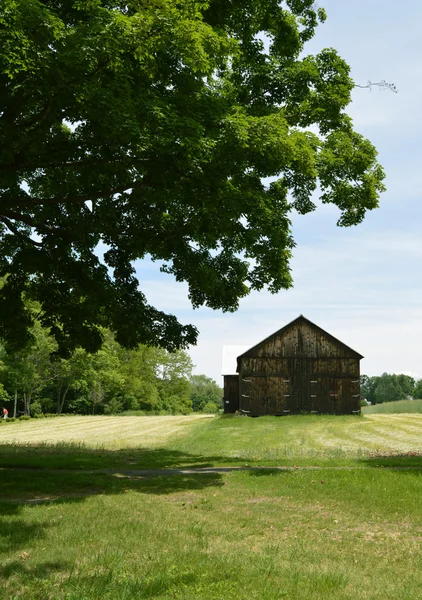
225,316,362,416
223,375,239,414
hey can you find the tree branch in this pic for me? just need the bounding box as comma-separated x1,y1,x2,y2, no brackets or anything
2,180,146,209
355,80,398,93
0,209,62,235
0,216,44,247
0,157,148,173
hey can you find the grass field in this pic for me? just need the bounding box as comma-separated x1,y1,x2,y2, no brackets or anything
363,399,422,414
1,414,422,599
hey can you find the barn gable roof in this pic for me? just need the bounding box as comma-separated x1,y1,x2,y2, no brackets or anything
237,315,364,361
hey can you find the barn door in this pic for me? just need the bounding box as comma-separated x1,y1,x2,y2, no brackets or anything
248,378,275,416
288,358,311,413
223,376,239,414
264,378,289,415
241,377,290,416
327,378,339,414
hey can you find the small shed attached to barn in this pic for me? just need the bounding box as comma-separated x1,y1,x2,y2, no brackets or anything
223,315,362,416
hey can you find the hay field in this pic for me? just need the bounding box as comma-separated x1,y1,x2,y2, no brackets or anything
0,415,212,449
1,414,422,465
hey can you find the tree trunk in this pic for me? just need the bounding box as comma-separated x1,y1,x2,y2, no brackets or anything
23,392,31,416
57,387,62,414
58,386,70,415
13,389,17,418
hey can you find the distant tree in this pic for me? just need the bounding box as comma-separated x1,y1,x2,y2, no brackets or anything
0,0,386,356
70,335,125,415
1,320,55,415
117,345,162,412
360,375,378,405
190,375,222,413
396,374,415,397
157,350,193,414
414,380,422,400
374,374,404,405
48,348,91,415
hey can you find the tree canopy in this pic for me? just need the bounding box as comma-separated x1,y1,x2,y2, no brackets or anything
361,373,417,405
0,0,385,354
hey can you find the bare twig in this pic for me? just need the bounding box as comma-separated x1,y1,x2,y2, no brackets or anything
355,80,398,93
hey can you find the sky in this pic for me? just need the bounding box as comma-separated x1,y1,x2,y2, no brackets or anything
134,0,422,384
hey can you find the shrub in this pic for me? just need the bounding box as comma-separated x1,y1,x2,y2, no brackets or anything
202,401,220,414
30,401,43,416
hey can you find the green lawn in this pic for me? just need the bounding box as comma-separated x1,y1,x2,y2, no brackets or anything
363,399,422,414
1,415,422,599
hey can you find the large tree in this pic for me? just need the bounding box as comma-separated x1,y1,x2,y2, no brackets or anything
0,0,385,354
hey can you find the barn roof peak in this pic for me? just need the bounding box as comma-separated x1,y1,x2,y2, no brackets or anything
237,315,364,360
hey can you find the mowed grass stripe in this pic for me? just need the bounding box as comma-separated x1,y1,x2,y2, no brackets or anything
359,424,422,447
171,415,422,463
339,422,420,452
367,414,422,435
0,415,211,448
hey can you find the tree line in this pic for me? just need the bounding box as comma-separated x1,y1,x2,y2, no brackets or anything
361,374,422,405
0,320,222,418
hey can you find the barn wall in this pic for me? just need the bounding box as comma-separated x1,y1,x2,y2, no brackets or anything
223,375,239,413
238,318,361,415
251,320,358,360
239,360,360,415
240,357,359,378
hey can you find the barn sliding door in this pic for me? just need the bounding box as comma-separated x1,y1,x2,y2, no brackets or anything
240,377,290,416
288,358,311,413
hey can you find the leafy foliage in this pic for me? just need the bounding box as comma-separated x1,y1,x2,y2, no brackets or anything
190,374,222,412
0,315,220,415
361,373,417,405
0,0,385,353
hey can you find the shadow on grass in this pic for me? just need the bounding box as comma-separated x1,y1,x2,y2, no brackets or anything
246,468,293,477
0,469,224,551
0,469,224,502
0,442,243,471
362,453,422,470
65,570,200,600
0,511,52,551
0,559,69,580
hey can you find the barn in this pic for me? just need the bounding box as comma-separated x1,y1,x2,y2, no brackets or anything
223,315,362,416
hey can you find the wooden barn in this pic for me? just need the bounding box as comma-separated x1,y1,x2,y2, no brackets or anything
223,315,362,416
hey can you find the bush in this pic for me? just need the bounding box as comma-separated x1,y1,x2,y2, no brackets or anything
104,397,124,415
18,415,30,420
30,401,43,416
201,401,220,414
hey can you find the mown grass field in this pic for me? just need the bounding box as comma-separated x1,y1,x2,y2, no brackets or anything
1,414,422,599
363,399,422,414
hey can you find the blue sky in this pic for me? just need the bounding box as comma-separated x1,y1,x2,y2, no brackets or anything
135,0,422,384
